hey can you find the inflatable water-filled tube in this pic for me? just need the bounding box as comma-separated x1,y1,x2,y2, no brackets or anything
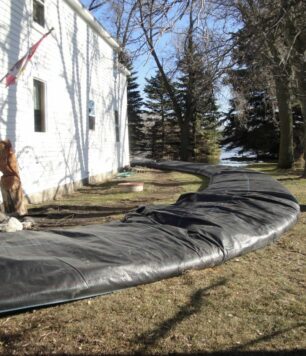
0,161,300,314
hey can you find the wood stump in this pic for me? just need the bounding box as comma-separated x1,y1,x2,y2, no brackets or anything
0,140,27,216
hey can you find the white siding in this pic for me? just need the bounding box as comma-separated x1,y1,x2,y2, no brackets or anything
0,0,129,201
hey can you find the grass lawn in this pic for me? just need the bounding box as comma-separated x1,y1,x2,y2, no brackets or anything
0,165,305,355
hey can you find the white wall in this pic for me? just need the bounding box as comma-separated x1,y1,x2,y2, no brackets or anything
0,0,129,201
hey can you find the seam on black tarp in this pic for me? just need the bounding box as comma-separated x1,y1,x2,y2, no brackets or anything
144,216,205,259
55,257,89,288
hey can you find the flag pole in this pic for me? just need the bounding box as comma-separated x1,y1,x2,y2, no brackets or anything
0,28,54,85
0,74,7,85
46,27,54,36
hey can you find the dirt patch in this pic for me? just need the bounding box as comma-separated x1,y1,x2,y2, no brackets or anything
27,168,207,230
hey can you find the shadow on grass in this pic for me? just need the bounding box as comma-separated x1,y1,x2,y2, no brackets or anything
130,277,305,356
26,205,137,228
165,350,305,355
28,211,128,220
299,205,306,212
143,179,207,188
38,350,306,356
28,205,135,220
76,178,209,198
77,180,129,193
132,278,227,354
227,323,306,354
0,331,24,351
29,205,134,213
277,177,304,182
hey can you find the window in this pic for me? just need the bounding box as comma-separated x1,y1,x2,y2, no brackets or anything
88,100,95,130
33,0,45,27
33,79,46,132
114,110,120,142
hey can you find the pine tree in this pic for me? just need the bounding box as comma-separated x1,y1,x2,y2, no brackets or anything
126,61,144,156
222,67,304,160
222,92,280,159
176,33,221,162
143,71,178,159
193,97,221,163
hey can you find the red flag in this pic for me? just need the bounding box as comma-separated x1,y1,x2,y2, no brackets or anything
0,28,54,87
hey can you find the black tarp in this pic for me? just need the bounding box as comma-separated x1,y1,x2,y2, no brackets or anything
0,161,300,314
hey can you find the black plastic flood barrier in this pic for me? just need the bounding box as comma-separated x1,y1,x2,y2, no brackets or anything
0,161,300,314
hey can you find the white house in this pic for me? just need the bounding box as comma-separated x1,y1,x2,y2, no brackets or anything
0,0,130,203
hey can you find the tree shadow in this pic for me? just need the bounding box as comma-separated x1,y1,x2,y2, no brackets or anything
131,179,208,189
55,8,88,182
2,0,29,147
0,322,38,352
277,177,304,182
0,330,25,352
133,278,227,354
226,323,306,354
33,351,306,356
28,204,135,218
26,204,138,228
164,350,305,356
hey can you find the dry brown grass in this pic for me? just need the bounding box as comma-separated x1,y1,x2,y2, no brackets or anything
27,168,207,229
0,165,305,355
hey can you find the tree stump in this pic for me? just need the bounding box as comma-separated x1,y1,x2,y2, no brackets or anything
0,140,27,216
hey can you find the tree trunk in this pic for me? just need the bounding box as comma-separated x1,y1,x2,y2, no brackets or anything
301,100,306,177
274,76,294,169
160,96,165,157
180,120,190,161
294,61,306,176
281,0,306,173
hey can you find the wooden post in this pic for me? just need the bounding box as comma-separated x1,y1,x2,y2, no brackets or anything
0,140,27,216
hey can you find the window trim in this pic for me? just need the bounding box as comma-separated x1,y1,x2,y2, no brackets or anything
33,0,45,28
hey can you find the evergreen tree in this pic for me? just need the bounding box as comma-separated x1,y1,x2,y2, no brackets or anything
126,60,144,156
222,93,304,160
193,99,221,163
176,31,221,162
222,92,280,159
222,67,304,160
143,71,178,159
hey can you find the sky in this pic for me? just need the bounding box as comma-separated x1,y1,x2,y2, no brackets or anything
80,0,232,113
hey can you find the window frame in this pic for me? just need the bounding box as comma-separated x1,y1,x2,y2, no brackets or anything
88,100,96,131
33,78,46,133
114,110,120,142
33,0,45,28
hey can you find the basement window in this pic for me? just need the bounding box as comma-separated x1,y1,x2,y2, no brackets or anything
33,79,46,132
115,110,120,142
33,0,45,27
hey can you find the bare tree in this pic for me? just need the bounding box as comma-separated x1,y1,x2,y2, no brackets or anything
87,1,228,161
279,0,306,175
136,0,223,160
88,1,106,11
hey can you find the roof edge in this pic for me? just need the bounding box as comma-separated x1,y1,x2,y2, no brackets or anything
64,0,120,52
